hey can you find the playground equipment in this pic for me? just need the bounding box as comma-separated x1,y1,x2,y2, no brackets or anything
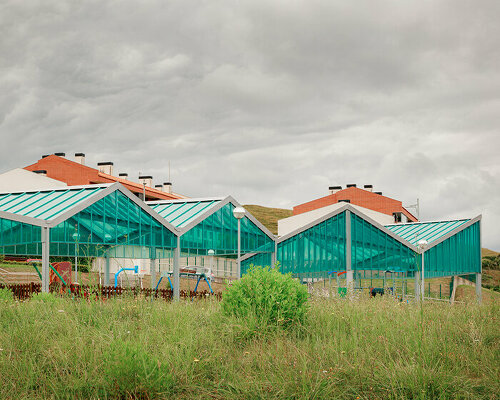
27,259,70,286
114,265,139,288
155,266,214,294
327,271,347,297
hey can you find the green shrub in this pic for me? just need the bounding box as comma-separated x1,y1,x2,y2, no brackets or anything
221,265,309,329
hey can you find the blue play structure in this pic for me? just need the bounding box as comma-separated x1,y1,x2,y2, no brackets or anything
114,265,139,287
155,267,214,294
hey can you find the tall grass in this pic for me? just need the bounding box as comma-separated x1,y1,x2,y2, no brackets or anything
0,294,498,399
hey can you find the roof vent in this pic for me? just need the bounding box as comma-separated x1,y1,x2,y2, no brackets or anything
346,184,356,188
74,153,85,165
33,170,47,176
363,184,373,192
139,175,153,188
328,185,342,195
163,182,172,194
41,155,49,158
54,152,66,157
97,162,113,176
374,191,383,195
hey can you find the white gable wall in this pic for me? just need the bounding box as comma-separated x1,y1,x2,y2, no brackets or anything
278,202,394,237
0,168,66,193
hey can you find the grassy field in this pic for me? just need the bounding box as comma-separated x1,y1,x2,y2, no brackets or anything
0,292,498,399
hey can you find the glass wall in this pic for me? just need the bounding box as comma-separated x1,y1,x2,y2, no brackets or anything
277,211,346,281
0,219,42,256
0,190,176,258
423,221,480,278
351,213,417,273
180,202,274,256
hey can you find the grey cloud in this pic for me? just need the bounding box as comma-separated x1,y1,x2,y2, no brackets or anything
0,0,499,249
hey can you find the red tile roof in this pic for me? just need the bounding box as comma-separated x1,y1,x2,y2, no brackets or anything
24,155,184,201
293,187,418,222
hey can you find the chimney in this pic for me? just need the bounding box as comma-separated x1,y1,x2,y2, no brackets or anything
163,182,172,194
138,175,153,188
33,170,47,176
118,173,128,179
374,191,383,195
97,162,113,176
155,184,163,191
328,185,342,195
363,184,373,192
54,152,66,157
346,183,357,188
74,153,85,165
41,155,49,158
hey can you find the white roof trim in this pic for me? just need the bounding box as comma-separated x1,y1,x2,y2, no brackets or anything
147,197,225,205
0,210,47,227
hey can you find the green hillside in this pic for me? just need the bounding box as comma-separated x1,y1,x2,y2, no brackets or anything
243,205,293,235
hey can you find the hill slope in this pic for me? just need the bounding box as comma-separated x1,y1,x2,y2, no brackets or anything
482,248,500,258
243,205,293,235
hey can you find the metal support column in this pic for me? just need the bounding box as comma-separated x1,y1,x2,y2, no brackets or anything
477,219,482,304
345,210,353,288
173,236,180,301
476,273,482,304
104,252,110,286
271,240,277,267
237,219,241,278
421,252,425,301
150,257,156,289
41,226,50,293
414,271,420,301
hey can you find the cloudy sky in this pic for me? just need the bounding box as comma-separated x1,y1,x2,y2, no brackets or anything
0,0,499,249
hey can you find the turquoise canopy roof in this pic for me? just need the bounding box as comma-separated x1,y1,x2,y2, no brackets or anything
385,219,470,246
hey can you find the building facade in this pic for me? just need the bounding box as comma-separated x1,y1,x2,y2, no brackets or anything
24,153,184,201
293,184,418,223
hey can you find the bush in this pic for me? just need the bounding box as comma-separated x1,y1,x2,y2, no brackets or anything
221,265,309,329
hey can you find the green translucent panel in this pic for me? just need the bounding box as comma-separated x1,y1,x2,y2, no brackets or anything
277,211,346,278
0,218,42,256
0,191,176,258
149,199,221,228
50,190,176,257
241,252,273,275
422,222,480,278
386,219,469,246
351,213,416,272
0,187,104,221
180,202,274,255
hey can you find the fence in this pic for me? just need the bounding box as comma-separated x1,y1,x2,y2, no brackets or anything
0,283,221,302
